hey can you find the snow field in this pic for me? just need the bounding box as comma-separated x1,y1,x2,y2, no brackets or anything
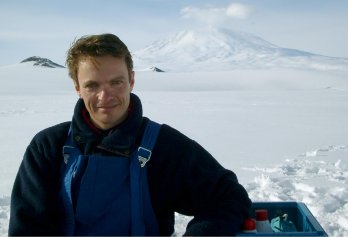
1,66,348,236
245,145,348,236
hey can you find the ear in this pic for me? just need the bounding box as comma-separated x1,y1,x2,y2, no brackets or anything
130,71,135,91
73,80,82,98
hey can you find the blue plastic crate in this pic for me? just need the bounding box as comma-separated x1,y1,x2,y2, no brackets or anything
238,202,328,236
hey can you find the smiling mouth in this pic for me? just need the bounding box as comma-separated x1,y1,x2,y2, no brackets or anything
98,104,118,110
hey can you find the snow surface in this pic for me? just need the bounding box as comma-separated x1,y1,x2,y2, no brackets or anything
1,63,348,236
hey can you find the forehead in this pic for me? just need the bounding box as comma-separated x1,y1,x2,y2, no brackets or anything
77,56,128,79
78,55,126,70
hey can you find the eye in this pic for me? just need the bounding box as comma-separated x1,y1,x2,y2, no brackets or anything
84,82,98,89
111,79,124,86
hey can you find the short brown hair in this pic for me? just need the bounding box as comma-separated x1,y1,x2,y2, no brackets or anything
66,33,133,84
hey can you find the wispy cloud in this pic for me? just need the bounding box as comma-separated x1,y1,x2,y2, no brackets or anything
226,3,251,19
180,2,252,26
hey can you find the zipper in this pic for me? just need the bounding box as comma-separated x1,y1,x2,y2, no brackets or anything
96,145,131,158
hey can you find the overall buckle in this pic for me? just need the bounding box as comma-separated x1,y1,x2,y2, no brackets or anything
138,147,152,167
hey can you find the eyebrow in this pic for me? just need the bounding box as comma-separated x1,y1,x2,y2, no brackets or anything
82,79,98,85
110,76,127,81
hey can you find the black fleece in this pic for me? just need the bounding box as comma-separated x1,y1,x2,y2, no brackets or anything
9,93,251,236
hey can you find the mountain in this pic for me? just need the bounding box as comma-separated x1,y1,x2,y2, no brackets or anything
20,56,65,68
137,66,165,72
132,28,348,72
149,66,165,72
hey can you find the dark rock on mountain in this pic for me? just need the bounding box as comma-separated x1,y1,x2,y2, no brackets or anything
21,56,65,68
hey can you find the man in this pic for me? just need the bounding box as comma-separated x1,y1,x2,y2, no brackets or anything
9,33,251,236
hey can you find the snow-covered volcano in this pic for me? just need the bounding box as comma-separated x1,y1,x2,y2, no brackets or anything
133,28,348,72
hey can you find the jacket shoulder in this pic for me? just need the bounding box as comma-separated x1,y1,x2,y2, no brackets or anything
29,122,71,158
156,123,211,158
33,121,70,141
157,124,193,145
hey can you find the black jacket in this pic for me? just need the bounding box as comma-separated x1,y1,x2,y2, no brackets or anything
9,93,251,236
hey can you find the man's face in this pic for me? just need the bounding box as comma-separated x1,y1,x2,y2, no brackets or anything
75,55,134,130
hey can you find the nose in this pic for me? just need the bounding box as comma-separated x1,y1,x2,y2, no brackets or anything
98,86,113,102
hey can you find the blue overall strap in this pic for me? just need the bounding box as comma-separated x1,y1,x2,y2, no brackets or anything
130,119,161,236
60,126,80,235
138,120,161,167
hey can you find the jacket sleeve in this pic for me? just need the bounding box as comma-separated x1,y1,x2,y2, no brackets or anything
181,140,251,236
151,125,252,236
9,128,66,236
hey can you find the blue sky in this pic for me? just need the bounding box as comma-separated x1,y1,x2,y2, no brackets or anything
1,0,348,66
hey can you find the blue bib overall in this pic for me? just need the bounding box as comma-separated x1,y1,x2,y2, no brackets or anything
60,120,160,236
